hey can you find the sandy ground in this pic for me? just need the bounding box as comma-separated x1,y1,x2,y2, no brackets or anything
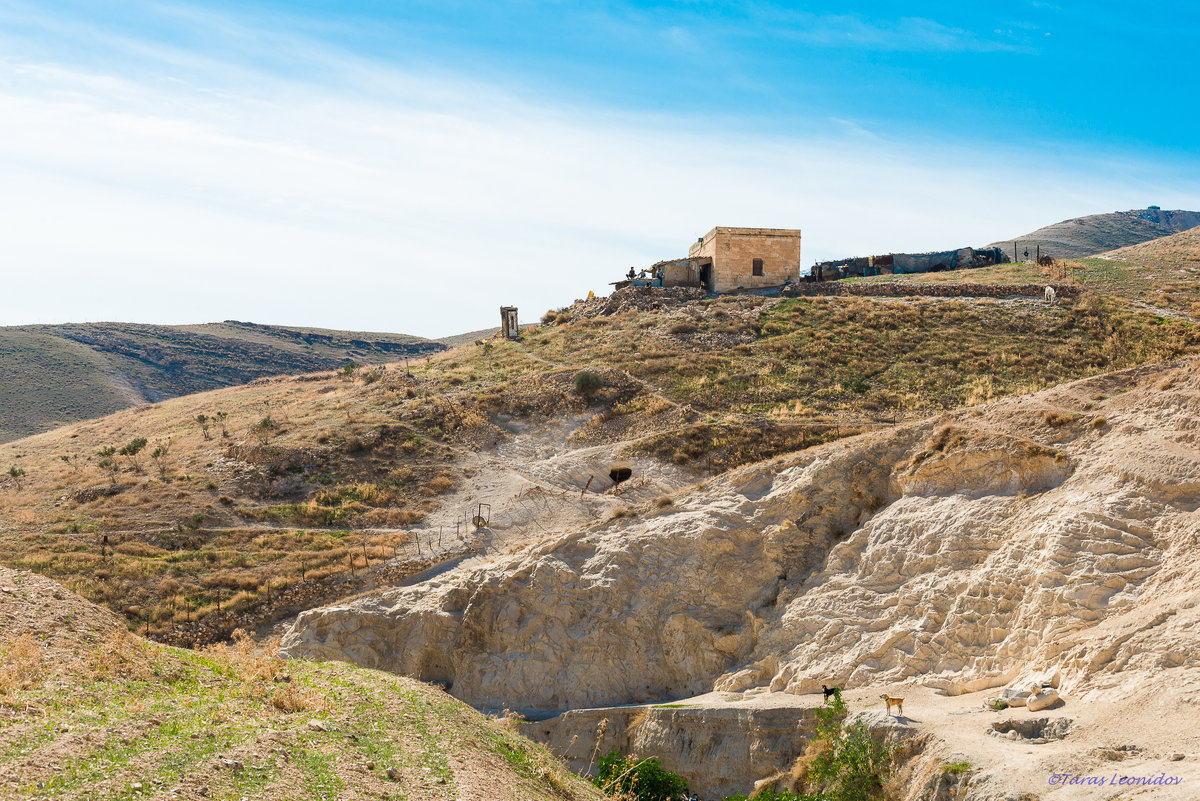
667,679,1200,799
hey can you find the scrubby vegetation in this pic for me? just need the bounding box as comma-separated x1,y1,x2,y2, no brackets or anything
0,573,599,801
807,692,894,801
4,247,1200,645
594,749,688,801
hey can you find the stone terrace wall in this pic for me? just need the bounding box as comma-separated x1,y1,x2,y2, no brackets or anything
786,282,1082,300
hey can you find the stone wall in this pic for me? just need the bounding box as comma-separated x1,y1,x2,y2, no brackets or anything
690,227,802,293
787,281,1081,300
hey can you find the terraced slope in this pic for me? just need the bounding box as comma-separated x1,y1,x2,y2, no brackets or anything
988,207,1200,258
0,320,442,443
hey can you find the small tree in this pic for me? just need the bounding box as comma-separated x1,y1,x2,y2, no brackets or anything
574,370,604,398
7,466,26,490
119,437,148,472
250,416,276,446
594,750,687,801
215,411,229,437
808,692,893,801
96,446,118,484
195,413,211,440
151,439,172,478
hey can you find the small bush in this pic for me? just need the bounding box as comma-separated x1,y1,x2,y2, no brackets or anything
595,750,687,801
942,760,972,776
250,416,277,445
843,374,870,395
574,371,604,397
6,466,26,490
1043,410,1077,427
667,321,697,335
418,473,456,496
808,692,894,801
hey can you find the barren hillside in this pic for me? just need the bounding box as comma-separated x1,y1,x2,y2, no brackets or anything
988,207,1200,259
282,356,1200,706
283,356,1200,798
1102,224,1200,269
0,320,442,443
4,279,1200,651
5,271,1200,798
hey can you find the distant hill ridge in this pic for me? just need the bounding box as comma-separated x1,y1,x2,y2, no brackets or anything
989,207,1200,259
0,320,444,443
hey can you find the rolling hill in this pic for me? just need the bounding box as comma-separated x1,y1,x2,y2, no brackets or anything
6,248,1200,798
4,251,1200,648
0,320,444,443
1101,222,1200,269
988,207,1200,259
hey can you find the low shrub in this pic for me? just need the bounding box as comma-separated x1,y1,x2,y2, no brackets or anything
595,749,687,801
574,370,605,397
1043,410,1078,427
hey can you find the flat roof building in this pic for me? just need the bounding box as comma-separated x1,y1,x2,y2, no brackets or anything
687,227,802,293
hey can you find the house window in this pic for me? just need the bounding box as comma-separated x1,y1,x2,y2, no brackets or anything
752,258,764,276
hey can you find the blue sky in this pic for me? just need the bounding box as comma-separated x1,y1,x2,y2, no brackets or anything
2,1,1198,336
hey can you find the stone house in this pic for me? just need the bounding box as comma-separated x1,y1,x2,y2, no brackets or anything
685,227,803,293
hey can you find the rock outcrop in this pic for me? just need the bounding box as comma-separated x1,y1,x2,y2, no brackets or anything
282,358,1200,718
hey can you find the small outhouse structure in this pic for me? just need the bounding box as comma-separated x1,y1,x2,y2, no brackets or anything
500,306,520,340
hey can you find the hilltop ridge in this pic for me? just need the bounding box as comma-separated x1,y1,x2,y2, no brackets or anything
0,320,443,443
988,207,1200,259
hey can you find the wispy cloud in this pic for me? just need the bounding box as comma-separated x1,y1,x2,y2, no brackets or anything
737,10,1028,53
0,3,1195,336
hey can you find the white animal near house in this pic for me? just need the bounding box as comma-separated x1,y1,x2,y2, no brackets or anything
1044,285,1057,304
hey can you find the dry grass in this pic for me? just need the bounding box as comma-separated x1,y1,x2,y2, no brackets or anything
5,260,1200,642
0,363,486,642
1043,411,1079,427
0,569,600,801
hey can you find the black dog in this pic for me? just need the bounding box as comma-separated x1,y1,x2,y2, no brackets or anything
822,684,841,700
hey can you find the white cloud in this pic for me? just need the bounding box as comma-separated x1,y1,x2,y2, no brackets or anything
0,8,1196,337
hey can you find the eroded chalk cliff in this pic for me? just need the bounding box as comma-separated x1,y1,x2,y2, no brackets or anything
282,359,1200,718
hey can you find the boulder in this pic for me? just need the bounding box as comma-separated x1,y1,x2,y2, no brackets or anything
1026,689,1060,712
1000,688,1029,707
